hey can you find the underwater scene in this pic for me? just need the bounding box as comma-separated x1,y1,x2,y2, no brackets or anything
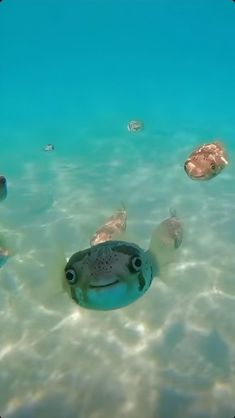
1,1,235,417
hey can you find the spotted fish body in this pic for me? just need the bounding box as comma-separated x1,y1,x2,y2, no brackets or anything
64,240,154,310
184,141,228,181
90,207,127,247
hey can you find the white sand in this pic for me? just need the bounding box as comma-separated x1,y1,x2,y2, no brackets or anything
0,133,235,418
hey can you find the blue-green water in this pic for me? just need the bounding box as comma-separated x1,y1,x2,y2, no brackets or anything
1,1,235,417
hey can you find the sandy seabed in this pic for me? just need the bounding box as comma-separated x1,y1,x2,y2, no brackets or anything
0,131,235,418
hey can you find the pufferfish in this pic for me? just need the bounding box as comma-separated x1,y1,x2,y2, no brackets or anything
184,141,228,180
90,205,127,246
63,211,183,311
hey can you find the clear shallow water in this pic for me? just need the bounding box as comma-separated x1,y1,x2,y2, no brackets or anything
1,1,235,418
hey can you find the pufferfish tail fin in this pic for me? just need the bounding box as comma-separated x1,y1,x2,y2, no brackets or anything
120,200,127,213
169,207,177,217
213,140,229,165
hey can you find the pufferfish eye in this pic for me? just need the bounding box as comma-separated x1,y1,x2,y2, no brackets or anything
131,256,142,271
210,162,216,171
65,269,77,284
183,162,188,172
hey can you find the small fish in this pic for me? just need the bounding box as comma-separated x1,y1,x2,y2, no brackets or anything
127,120,144,133
184,141,228,180
0,176,7,202
43,144,55,152
90,205,127,246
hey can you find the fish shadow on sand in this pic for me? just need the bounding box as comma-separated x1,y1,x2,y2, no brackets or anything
155,388,197,418
197,329,230,378
155,384,234,418
154,329,231,418
5,394,82,418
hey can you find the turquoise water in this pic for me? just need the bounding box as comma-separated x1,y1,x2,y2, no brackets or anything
1,1,235,417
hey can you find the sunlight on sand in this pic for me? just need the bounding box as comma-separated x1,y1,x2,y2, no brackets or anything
0,134,235,417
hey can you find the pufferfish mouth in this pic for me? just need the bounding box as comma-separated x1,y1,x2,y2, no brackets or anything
89,279,120,289
191,173,207,179
184,162,208,179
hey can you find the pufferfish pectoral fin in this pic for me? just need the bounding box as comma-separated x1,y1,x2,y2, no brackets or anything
42,226,69,300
